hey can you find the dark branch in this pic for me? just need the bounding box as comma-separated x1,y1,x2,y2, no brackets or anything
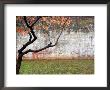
18,33,37,54
23,16,38,39
22,17,69,55
23,16,31,28
53,17,69,45
22,42,54,55
18,16,41,54
30,29,37,39
31,16,42,27
29,32,32,42
54,29,63,45
19,17,69,56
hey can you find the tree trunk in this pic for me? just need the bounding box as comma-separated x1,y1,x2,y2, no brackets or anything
16,54,23,74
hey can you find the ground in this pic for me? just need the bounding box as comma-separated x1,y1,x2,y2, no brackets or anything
20,59,94,74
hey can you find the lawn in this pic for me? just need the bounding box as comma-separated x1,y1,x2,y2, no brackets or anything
20,59,94,74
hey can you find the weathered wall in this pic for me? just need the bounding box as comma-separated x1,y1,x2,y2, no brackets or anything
16,31,94,60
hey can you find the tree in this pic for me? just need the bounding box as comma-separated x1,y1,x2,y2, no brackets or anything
16,16,72,74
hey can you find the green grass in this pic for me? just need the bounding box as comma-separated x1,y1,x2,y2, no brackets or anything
20,59,94,74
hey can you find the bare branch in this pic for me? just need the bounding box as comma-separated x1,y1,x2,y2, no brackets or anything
54,29,63,45
28,32,32,42
18,16,41,54
22,17,70,55
22,42,54,55
31,16,42,27
23,16,31,28
18,33,37,54
53,17,69,45
23,16,38,39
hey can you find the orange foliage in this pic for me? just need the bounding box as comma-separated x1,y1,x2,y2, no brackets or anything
41,17,47,21
16,27,29,36
16,16,73,33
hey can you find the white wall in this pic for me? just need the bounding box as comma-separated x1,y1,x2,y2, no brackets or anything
16,31,94,59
